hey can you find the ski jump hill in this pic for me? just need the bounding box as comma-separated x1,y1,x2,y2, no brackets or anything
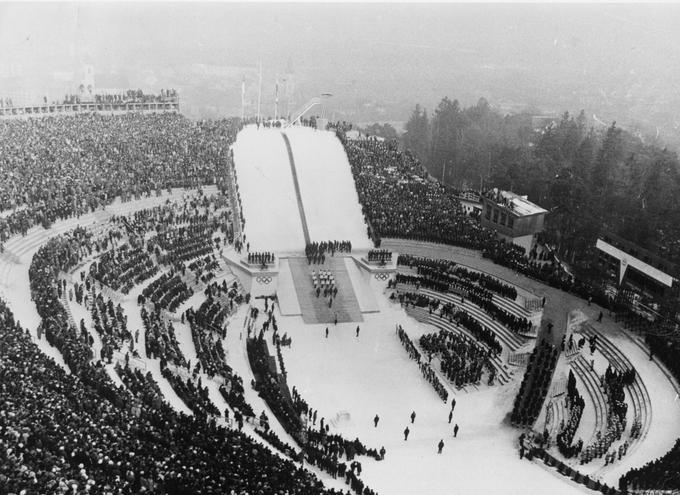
230,125,380,323
232,125,371,253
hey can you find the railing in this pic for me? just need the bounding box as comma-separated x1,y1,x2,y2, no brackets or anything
0,100,180,118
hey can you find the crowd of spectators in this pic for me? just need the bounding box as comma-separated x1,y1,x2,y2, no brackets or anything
21,223,346,494
141,306,187,367
555,370,585,458
397,254,517,301
62,89,179,105
580,365,631,465
396,325,448,402
341,136,491,249
340,134,613,310
140,272,192,312
90,292,132,356
510,340,559,427
186,298,231,379
419,330,494,388
91,241,158,294
0,113,238,251
395,255,531,335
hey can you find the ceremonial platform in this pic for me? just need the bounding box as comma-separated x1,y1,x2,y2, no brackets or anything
286,256,363,324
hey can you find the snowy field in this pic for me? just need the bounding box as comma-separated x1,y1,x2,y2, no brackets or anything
272,289,585,495
232,125,306,252
284,126,372,250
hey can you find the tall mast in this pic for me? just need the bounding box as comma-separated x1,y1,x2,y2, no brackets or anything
241,75,246,122
256,60,262,123
274,77,279,121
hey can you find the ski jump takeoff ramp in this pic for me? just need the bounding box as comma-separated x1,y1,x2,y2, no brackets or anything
232,125,372,254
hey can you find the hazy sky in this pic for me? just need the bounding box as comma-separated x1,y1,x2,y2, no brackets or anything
2,2,680,139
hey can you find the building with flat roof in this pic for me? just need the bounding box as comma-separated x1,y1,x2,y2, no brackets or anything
595,232,680,323
481,188,547,252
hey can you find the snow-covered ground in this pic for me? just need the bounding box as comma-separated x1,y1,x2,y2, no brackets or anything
274,291,586,495
232,126,306,252
3,165,680,494
284,126,372,249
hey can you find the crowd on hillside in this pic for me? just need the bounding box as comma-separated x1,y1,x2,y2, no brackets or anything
342,137,492,248
20,223,347,494
0,113,238,250
341,134,610,309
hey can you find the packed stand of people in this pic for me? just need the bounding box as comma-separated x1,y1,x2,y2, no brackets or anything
0,113,238,250
341,135,492,249
395,255,531,334
510,340,559,427
90,292,133,357
555,370,585,458
90,240,158,295
419,330,496,387
396,325,449,403
160,367,220,418
62,88,179,105
397,254,517,301
152,222,220,267
23,226,346,494
580,365,631,464
394,291,503,356
139,271,192,312
185,298,231,379
141,306,187,368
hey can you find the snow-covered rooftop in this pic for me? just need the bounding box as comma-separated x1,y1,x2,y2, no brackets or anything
486,188,548,216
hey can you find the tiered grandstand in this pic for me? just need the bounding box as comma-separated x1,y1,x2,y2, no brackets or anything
0,100,678,495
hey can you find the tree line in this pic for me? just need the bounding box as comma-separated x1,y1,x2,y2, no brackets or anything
401,97,680,272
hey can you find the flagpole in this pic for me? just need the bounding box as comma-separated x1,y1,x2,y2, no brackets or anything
241,76,246,122
256,60,262,123
274,77,279,121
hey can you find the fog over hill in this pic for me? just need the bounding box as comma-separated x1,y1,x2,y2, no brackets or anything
1,3,679,147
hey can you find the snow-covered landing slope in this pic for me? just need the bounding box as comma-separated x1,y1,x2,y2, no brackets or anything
284,126,372,250
233,126,306,252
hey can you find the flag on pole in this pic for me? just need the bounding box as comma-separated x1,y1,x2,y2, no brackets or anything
241,76,246,121
274,78,279,121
